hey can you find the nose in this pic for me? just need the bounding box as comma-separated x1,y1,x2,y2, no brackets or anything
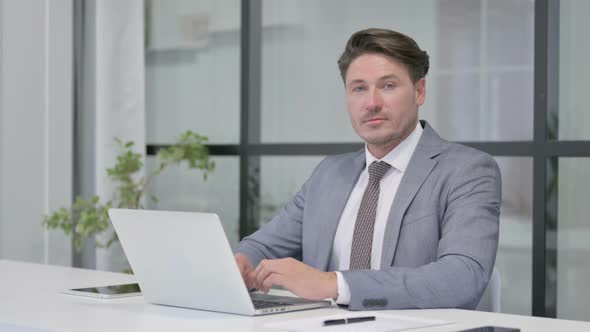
365,88,383,112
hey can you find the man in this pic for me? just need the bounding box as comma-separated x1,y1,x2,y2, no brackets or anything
234,28,501,311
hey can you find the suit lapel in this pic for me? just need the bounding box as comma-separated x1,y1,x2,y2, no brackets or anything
380,122,444,268
317,150,365,271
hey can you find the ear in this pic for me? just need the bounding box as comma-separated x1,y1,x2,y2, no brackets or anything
414,78,426,106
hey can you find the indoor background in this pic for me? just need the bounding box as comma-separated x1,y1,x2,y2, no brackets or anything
0,0,588,321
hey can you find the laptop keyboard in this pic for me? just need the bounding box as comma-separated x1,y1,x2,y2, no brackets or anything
252,299,295,309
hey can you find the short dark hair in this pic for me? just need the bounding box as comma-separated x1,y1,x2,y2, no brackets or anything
337,28,430,83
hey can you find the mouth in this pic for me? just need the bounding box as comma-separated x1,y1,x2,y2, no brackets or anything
364,117,385,125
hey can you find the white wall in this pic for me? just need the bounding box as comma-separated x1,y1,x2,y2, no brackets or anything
0,0,73,265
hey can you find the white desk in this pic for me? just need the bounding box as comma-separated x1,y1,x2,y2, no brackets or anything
1,260,589,332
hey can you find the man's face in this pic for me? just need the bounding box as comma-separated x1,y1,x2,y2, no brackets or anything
345,53,426,158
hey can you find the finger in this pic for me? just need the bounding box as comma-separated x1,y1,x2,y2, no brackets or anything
245,270,257,289
237,263,246,276
255,265,270,290
253,259,269,276
254,260,276,288
235,255,252,277
240,265,253,283
261,273,285,293
261,273,274,293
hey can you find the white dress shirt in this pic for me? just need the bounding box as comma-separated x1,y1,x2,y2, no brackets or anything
330,122,423,304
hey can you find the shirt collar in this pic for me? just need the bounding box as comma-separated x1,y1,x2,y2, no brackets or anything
364,121,423,173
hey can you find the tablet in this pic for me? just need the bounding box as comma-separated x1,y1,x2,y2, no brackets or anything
62,283,141,299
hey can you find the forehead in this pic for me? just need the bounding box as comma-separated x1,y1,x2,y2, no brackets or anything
345,53,411,83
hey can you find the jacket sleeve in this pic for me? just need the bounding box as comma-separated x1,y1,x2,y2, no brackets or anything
233,188,305,268
233,158,327,268
340,153,502,310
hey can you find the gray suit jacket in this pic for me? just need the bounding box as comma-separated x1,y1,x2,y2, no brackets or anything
235,121,502,310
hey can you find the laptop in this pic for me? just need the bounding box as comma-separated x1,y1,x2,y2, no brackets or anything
108,208,332,316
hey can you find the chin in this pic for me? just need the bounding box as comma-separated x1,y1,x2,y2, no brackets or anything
363,136,394,146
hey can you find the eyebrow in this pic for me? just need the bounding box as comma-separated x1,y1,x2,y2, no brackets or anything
379,74,401,82
347,79,366,86
346,74,402,86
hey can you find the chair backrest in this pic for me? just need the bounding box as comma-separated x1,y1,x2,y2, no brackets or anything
476,267,501,312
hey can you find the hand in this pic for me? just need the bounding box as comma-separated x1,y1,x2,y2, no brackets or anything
235,253,256,289
253,257,338,301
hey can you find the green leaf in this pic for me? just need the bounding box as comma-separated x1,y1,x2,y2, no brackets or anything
42,132,214,263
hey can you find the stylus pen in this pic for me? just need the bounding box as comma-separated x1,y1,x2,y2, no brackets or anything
323,316,376,326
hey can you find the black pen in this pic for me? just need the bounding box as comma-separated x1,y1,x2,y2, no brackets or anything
323,316,376,326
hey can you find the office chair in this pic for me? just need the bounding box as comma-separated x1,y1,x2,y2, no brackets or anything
476,266,501,312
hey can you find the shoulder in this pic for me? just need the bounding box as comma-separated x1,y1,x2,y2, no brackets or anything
419,122,497,170
313,149,364,172
419,121,497,170
299,149,364,189
322,149,363,164
420,122,501,186
440,142,497,166
435,142,502,196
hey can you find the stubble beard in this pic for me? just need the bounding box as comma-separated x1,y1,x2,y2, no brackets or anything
361,119,417,152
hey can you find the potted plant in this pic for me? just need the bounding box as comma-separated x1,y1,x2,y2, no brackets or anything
43,130,215,254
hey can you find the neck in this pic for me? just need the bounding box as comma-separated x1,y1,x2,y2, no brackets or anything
367,121,418,159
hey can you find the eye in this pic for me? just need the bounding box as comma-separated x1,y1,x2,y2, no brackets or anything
384,82,397,89
351,86,366,92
